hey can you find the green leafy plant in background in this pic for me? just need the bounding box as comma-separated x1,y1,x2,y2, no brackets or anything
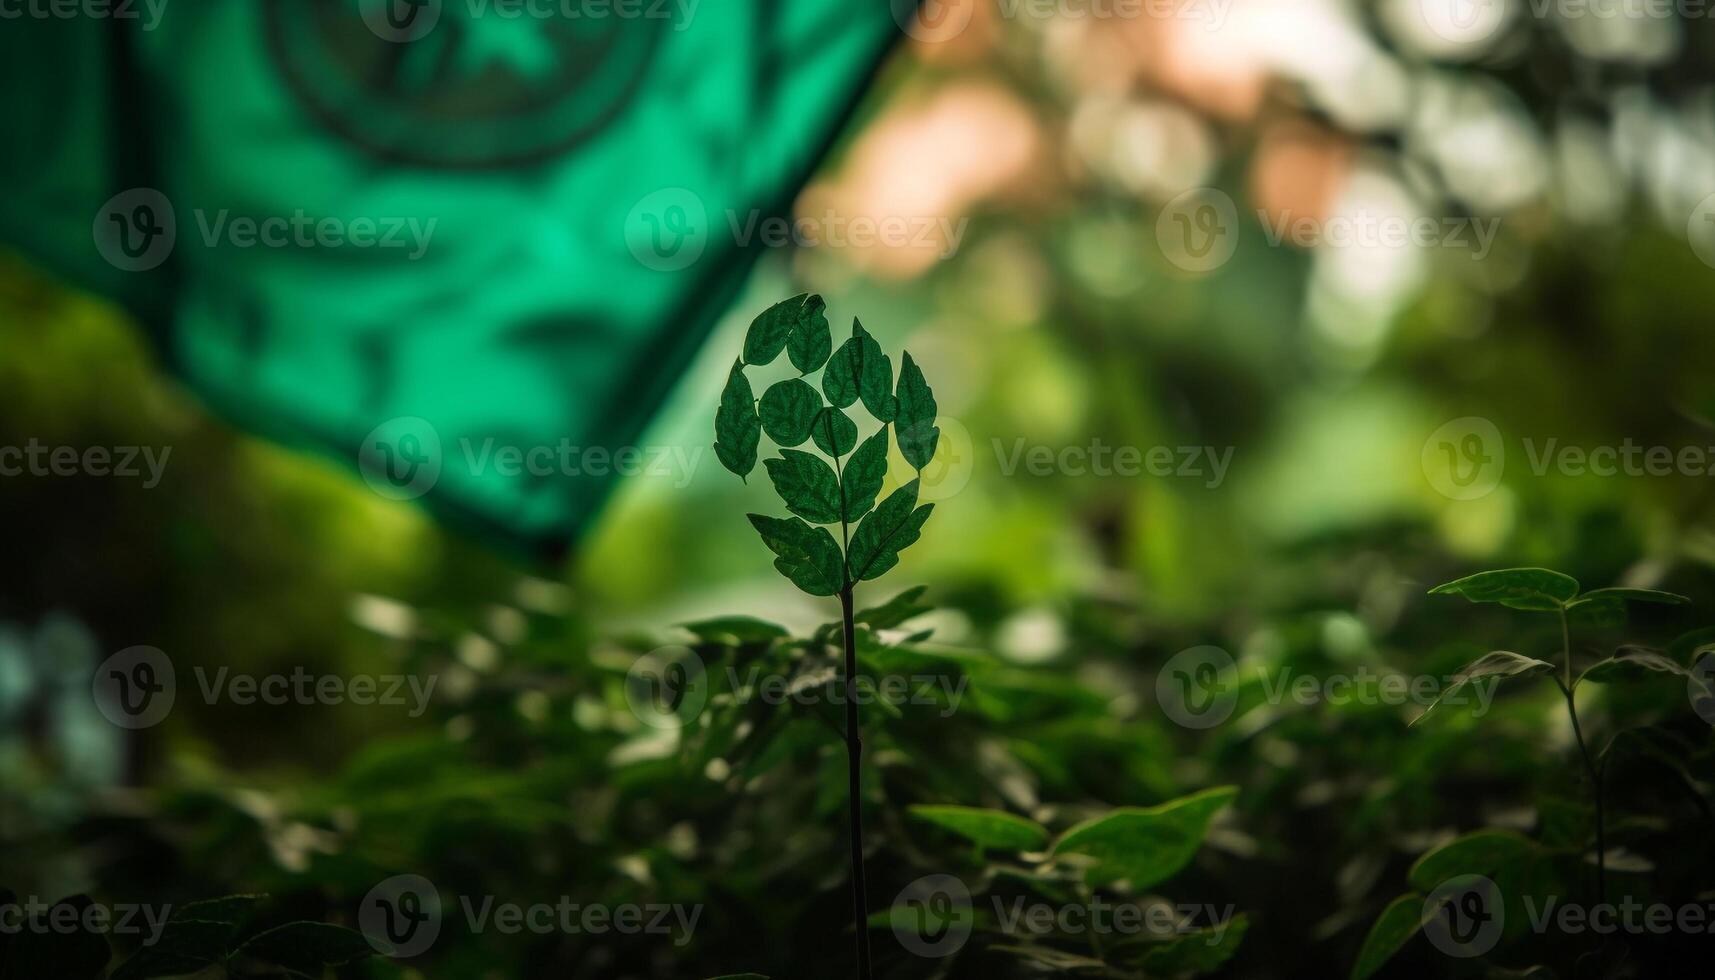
1352,567,1709,980
716,294,937,979
0,891,372,979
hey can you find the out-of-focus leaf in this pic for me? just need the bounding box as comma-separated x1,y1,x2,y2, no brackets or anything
1052,785,1238,888
1407,831,1539,893
1349,894,1425,980
1411,651,1554,726
908,805,1049,850
1136,913,1248,975
1428,568,1579,611
854,585,930,629
232,922,374,978
680,616,789,646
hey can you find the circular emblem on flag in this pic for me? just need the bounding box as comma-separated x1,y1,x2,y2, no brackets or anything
264,0,666,169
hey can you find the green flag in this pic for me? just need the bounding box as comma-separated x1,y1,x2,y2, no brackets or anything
0,1,904,558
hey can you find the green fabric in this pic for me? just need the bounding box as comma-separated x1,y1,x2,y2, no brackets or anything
0,3,901,558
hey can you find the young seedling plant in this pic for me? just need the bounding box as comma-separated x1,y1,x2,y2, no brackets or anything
714,293,939,980
1419,568,1690,905
1353,567,1705,980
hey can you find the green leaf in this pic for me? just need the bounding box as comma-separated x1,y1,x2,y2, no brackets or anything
1578,646,1692,686
108,925,230,980
847,481,932,582
748,514,844,596
1411,651,1554,726
784,294,831,373
764,450,842,524
743,293,818,366
1137,913,1248,975
759,378,823,448
1408,830,1539,892
1052,785,1237,888
1350,894,1427,980
810,407,857,457
680,616,789,646
894,351,940,471
1428,568,1580,610
714,360,760,479
232,922,374,978
854,585,930,629
908,805,1049,850
824,320,894,421
1568,587,1691,607
842,427,890,523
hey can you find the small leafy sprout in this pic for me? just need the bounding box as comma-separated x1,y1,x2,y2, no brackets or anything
1422,567,1691,911
714,293,940,980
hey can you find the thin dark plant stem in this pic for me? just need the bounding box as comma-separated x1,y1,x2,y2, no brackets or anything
830,420,873,980
1559,608,1606,907
840,583,874,979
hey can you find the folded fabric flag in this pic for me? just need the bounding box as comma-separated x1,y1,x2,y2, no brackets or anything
0,0,904,559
